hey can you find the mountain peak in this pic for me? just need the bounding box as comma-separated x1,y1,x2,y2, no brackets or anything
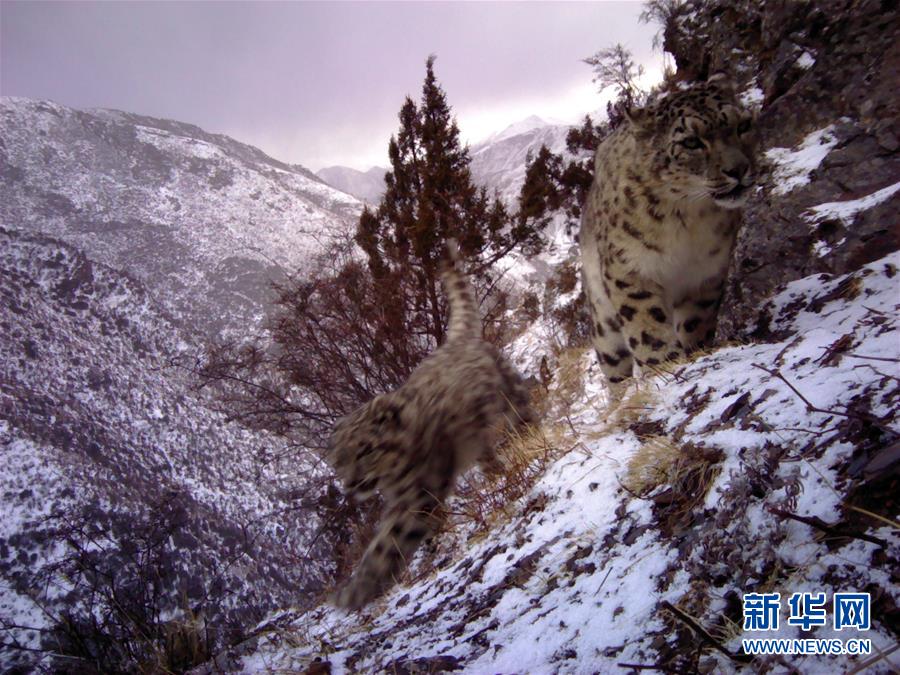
487,115,551,144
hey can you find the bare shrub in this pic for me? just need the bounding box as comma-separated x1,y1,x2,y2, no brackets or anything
2,494,214,674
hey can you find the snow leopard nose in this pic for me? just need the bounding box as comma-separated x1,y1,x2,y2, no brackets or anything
722,160,750,184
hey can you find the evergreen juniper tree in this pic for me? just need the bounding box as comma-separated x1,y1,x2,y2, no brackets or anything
200,55,548,439
357,55,541,347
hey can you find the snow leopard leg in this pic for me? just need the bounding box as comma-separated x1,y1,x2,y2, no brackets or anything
605,274,684,371
584,277,634,398
672,280,725,353
332,445,453,611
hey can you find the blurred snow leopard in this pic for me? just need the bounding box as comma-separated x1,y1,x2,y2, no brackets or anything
326,239,535,610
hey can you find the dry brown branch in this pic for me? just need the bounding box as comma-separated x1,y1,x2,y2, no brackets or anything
845,641,900,674
845,353,900,363
767,506,888,548
751,364,894,433
617,663,685,673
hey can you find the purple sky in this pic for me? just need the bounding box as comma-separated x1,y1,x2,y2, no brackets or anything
1,1,663,171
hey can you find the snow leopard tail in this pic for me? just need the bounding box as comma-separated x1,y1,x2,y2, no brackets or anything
441,239,481,343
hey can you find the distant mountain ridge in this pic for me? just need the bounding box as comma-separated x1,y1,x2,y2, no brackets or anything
479,114,561,144
316,116,579,212
0,97,361,337
317,165,388,203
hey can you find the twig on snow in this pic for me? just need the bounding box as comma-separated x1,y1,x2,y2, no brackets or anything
767,506,888,548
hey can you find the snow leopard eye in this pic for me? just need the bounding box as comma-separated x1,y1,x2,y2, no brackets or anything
681,136,703,150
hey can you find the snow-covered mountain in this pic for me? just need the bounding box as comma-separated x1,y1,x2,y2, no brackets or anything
481,114,560,144
317,165,388,204
469,116,577,205
0,226,329,669
0,98,357,670
0,97,361,337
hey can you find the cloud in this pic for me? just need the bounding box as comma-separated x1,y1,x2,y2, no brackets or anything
1,1,667,171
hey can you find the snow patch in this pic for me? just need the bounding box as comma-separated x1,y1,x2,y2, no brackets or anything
766,125,840,195
739,86,764,109
796,51,816,70
805,180,900,224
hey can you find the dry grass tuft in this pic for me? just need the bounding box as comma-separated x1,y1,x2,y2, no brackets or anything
453,422,571,534
838,274,863,300
402,420,573,591
653,443,725,536
531,346,591,420
149,605,211,675
603,383,660,431
621,434,682,496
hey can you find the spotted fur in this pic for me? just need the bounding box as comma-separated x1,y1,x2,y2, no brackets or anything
326,239,535,609
579,75,757,396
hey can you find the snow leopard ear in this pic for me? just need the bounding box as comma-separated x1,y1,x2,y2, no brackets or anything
624,102,648,130
624,102,658,138
706,71,736,96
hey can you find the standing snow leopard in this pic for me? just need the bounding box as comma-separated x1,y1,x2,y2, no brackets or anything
326,240,535,610
579,74,756,395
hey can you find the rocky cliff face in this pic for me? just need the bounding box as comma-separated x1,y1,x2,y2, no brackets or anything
661,0,900,338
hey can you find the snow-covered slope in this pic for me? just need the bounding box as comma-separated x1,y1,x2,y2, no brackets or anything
0,97,361,336
0,226,330,671
317,165,388,204
208,250,899,674
0,99,356,670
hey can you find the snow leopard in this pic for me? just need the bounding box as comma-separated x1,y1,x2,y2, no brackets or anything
579,74,756,396
326,240,535,610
